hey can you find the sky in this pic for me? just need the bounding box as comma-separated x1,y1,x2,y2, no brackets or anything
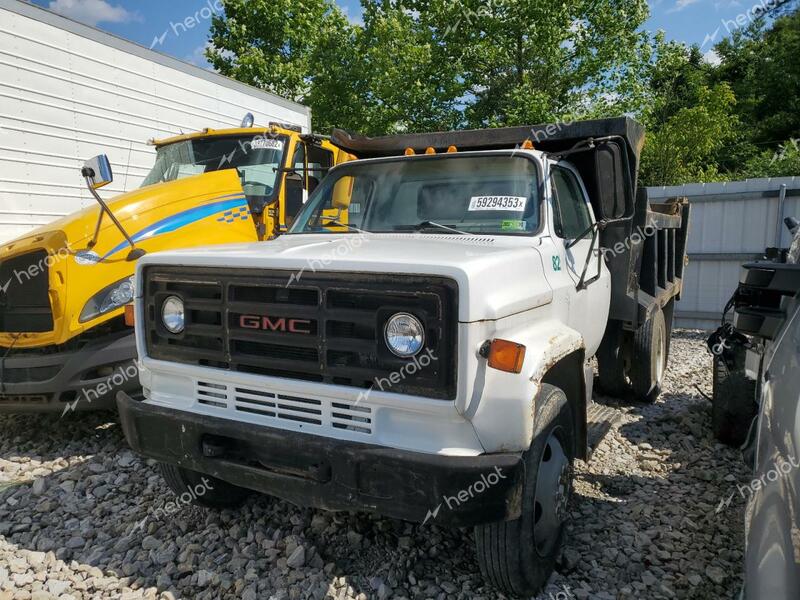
28,0,765,69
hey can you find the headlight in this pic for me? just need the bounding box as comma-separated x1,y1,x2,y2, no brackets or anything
161,295,185,334
384,313,425,357
79,276,135,322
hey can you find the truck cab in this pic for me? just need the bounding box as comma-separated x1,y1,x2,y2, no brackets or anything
117,118,689,597
0,121,350,413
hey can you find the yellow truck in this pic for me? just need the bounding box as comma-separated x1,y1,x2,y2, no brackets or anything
0,118,349,413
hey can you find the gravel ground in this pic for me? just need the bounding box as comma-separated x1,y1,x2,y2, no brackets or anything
0,331,748,600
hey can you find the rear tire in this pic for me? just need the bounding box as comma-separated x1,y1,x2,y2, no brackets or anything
158,463,251,508
474,384,574,597
711,355,758,447
630,308,667,403
596,324,629,397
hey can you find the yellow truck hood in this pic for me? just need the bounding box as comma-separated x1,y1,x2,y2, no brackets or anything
0,170,257,348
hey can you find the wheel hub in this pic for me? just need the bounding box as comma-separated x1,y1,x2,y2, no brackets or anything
533,431,570,557
655,325,666,385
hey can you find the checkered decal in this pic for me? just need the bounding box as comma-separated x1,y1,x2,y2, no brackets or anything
217,206,251,223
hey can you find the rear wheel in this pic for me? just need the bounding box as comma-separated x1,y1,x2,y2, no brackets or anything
597,308,669,403
711,355,758,446
630,307,667,403
158,463,251,508
474,384,574,597
596,324,629,397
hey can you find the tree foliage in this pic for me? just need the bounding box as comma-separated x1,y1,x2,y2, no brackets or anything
206,1,800,183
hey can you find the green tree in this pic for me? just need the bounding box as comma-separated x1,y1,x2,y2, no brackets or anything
207,0,465,134
207,0,353,102
410,0,653,126
639,81,738,186
714,10,800,149
207,0,656,133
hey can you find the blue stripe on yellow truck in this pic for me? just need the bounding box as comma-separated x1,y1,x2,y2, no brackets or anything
101,196,248,259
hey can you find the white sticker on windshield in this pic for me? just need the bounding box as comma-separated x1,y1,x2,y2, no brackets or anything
249,138,284,151
468,196,527,211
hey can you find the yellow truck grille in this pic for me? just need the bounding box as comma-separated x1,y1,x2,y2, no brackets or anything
0,249,54,333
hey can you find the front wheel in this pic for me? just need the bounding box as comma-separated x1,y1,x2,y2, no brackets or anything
474,384,574,596
711,355,758,446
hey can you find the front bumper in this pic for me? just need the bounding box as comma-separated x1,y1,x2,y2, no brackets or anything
0,331,138,413
117,391,525,527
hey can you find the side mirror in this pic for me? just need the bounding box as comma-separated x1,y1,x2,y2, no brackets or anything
332,176,354,210
591,140,634,221
81,155,113,190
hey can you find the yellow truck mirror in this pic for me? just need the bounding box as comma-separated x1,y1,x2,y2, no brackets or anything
332,176,354,210
81,154,113,190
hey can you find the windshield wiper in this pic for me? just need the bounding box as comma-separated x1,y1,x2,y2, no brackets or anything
413,221,473,236
318,216,369,234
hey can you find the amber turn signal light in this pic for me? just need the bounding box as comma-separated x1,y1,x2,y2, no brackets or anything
486,339,526,373
124,304,135,327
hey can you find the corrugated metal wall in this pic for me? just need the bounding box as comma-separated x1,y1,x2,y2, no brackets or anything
648,177,800,330
0,0,311,243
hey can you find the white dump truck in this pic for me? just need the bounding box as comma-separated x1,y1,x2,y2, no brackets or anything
117,118,689,596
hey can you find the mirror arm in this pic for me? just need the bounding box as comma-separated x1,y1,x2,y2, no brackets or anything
87,206,104,249
575,220,609,291
83,175,145,261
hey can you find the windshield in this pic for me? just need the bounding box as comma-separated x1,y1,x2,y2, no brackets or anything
289,154,541,235
141,135,288,207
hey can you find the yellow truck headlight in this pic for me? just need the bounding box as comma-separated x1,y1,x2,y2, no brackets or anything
79,276,135,323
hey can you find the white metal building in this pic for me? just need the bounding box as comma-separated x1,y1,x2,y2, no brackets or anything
0,0,311,242
648,177,800,329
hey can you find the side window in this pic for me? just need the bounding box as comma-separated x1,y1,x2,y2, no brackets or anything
285,143,306,223
306,146,333,195
551,167,592,239
291,142,305,175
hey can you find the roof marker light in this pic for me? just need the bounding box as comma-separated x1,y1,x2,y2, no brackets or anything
447,145,458,153
521,139,534,150
425,147,436,154
404,147,416,156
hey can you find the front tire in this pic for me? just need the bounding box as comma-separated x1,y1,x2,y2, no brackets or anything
474,384,574,597
711,355,758,446
158,463,251,508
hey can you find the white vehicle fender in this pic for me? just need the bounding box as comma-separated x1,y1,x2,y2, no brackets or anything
464,318,585,454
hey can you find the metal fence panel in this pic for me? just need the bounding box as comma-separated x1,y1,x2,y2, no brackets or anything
648,177,800,329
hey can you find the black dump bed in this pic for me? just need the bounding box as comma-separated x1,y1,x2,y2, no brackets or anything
332,117,689,329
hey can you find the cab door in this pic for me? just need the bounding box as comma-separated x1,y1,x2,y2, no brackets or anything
550,163,610,354
279,141,335,233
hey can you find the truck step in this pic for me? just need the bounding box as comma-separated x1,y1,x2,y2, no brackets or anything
586,401,624,458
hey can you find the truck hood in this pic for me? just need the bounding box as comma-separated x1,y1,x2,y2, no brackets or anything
10,170,247,259
0,170,255,348
138,234,554,322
